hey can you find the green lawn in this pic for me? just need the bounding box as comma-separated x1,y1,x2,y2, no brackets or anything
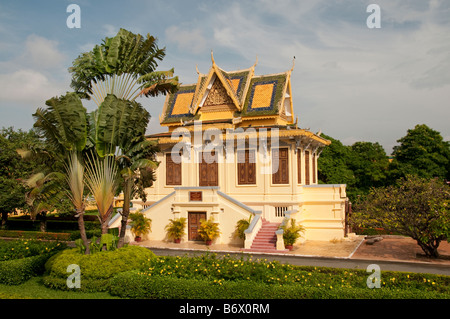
0,277,119,299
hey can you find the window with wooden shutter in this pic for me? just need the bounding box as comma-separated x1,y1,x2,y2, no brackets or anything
166,153,182,185
272,148,289,184
297,150,302,184
237,150,256,185
305,150,310,185
199,151,218,186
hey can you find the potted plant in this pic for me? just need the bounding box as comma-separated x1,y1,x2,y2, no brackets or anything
281,218,305,250
165,217,187,243
235,215,252,240
129,211,152,242
198,218,221,245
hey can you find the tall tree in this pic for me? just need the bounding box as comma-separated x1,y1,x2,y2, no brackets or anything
389,124,450,182
352,175,450,258
69,28,178,105
349,141,389,191
0,128,42,228
69,29,177,245
31,92,90,242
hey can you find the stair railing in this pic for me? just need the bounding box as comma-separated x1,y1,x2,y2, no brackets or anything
244,211,262,249
275,210,295,250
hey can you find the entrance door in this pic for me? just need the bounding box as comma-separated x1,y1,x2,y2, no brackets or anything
199,151,218,186
188,212,207,241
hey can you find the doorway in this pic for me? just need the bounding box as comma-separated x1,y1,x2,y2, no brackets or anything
188,212,207,241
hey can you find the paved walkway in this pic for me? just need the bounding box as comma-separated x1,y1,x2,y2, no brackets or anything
136,235,450,275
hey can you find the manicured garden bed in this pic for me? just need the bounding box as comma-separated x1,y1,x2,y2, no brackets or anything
1,241,449,299
109,253,450,299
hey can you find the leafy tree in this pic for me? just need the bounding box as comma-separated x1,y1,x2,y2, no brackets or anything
352,175,450,258
69,28,178,105
0,128,42,228
318,134,355,185
349,141,390,191
388,124,450,182
30,92,92,242
69,28,177,247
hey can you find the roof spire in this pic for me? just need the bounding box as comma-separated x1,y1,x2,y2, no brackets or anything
290,56,296,72
211,50,216,65
196,64,200,74
252,55,258,68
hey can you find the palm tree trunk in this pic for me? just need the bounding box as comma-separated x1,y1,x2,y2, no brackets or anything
101,204,114,235
118,180,132,248
76,210,90,254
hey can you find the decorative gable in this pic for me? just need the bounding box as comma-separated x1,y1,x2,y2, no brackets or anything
160,54,295,127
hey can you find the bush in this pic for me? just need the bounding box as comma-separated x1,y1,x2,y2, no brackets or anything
0,230,72,241
43,245,156,292
0,253,58,285
109,270,450,299
0,239,66,261
139,254,450,295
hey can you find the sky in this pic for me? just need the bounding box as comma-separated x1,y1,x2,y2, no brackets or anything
0,0,449,154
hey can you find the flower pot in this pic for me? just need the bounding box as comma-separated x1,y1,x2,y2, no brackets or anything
206,240,212,246
135,236,142,242
285,245,293,251
174,238,181,244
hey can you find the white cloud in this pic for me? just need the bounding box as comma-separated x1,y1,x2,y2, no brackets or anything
0,69,66,104
22,34,66,70
103,24,118,37
0,34,69,106
165,25,207,54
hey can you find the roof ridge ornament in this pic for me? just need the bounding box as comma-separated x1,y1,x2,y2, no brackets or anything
253,55,258,69
211,50,216,66
290,56,296,72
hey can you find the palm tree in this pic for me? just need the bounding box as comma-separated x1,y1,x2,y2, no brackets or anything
31,92,91,244
91,94,159,247
70,29,172,246
64,151,90,254
84,152,119,235
23,171,65,232
69,28,178,106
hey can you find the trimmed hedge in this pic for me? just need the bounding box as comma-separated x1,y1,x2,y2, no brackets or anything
4,219,100,231
0,253,56,285
43,246,156,292
0,230,72,241
109,271,450,299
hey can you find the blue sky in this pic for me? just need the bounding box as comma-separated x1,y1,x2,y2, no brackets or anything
0,0,449,154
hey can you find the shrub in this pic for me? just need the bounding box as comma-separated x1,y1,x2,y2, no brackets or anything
0,253,58,285
43,245,156,292
0,239,66,261
0,230,72,241
109,270,450,299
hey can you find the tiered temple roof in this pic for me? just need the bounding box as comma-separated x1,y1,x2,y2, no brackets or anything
160,53,295,128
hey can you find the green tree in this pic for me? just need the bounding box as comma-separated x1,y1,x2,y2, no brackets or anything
318,134,355,185
389,124,450,182
352,175,450,258
0,128,42,228
318,134,356,199
31,92,91,240
69,28,176,247
349,141,390,191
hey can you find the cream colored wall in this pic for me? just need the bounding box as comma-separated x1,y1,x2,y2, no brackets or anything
119,187,254,245
296,184,347,241
126,139,345,244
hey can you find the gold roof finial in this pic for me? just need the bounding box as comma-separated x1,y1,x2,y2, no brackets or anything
290,56,296,72
211,50,216,65
253,55,258,68
196,64,200,74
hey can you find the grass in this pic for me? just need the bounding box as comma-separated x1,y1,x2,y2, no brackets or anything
0,277,119,299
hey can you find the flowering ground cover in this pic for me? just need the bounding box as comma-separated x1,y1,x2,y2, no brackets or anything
138,253,450,295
